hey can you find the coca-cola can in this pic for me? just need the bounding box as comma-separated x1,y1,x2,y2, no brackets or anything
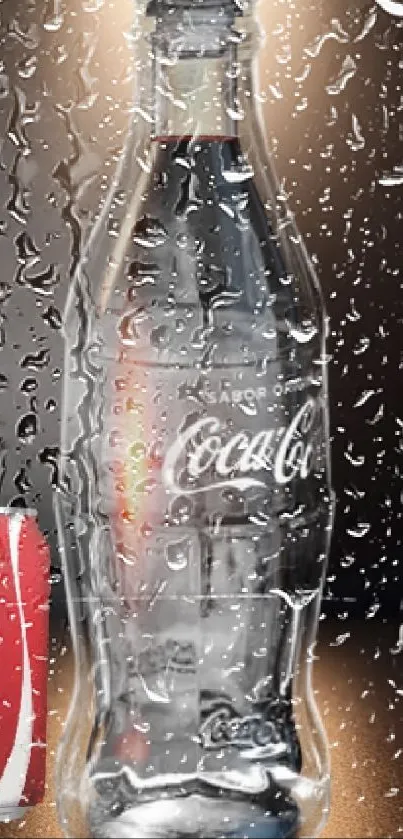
0,508,50,821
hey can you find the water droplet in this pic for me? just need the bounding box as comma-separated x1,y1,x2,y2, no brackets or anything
326,56,357,96
15,231,40,266
129,442,146,461
295,64,312,84
118,312,140,346
20,377,38,393
39,447,59,487
18,55,38,79
165,537,191,571
222,165,254,184
133,216,168,249
353,336,370,355
140,521,153,539
304,19,349,58
379,166,403,187
219,201,235,219
390,624,403,655
82,0,104,11
151,325,170,349
107,217,120,238
8,20,39,49
344,450,365,467
354,8,378,41
238,401,258,417
268,83,283,100
127,260,159,289
43,305,62,330
0,283,12,304
109,429,123,449
175,318,186,333
329,632,351,647
366,603,381,619
346,115,365,151
20,349,50,370
18,264,60,296
0,74,9,98
367,403,384,425
353,390,376,408
136,154,152,175
14,467,31,494
346,522,371,538
170,496,192,525
43,0,64,31
341,555,356,568
17,413,38,444
346,299,361,322
226,105,245,121
287,318,318,344
176,233,188,249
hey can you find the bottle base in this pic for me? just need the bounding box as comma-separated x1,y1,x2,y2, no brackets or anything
89,788,299,839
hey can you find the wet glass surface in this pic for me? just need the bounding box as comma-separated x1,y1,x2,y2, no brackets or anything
0,1,401,836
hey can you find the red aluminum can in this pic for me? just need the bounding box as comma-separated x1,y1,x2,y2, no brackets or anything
0,508,50,821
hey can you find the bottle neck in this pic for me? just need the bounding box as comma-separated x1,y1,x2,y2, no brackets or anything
150,8,254,142
153,51,237,141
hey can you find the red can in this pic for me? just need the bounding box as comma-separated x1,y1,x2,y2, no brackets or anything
0,508,50,821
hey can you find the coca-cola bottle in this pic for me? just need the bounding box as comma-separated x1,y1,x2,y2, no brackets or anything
55,1,334,837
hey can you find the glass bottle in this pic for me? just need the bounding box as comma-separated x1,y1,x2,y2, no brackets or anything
55,1,334,837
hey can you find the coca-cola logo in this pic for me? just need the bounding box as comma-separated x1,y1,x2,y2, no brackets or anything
163,397,318,495
199,706,285,756
129,640,197,677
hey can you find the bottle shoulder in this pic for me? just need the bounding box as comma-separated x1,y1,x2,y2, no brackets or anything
64,139,325,366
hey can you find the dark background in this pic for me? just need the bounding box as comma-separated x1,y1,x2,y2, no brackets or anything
0,0,402,621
